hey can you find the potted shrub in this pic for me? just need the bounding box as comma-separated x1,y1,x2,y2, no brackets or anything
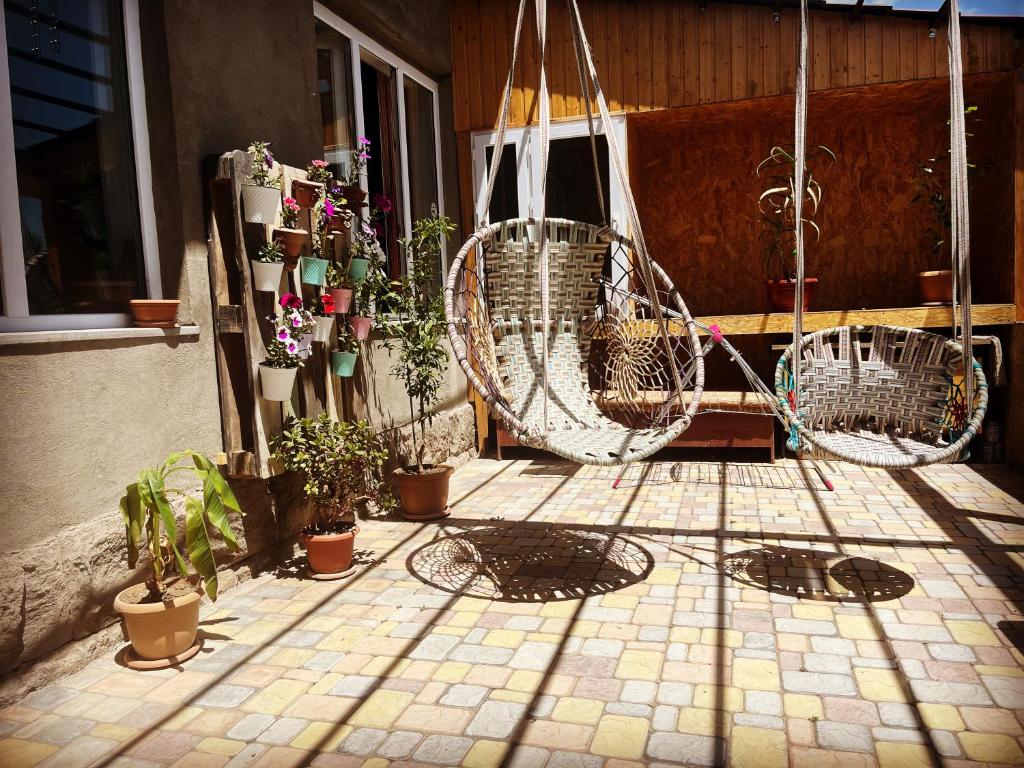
276,292,316,358
757,144,834,312
271,415,393,576
331,328,358,378
911,106,980,305
312,293,336,343
252,240,285,292
293,160,329,209
241,140,281,224
115,451,241,666
260,303,305,400
325,263,354,315
129,300,180,328
275,196,308,264
384,212,456,521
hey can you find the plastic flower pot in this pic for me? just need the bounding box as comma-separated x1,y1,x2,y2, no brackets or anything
241,184,280,224
329,287,353,314
314,314,335,343
301,256,330,286
300,525,359,574
275,227,307,259
349,316,372,341
252,261,284,292
298,332,315,358
348,257,370,284
259,364,297,401
291,178,322,209
129,300,180,328
331,351,357,377
115,585,201,662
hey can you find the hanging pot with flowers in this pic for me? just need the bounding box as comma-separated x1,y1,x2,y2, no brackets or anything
312,293,336,342
331,327,359,378
252,240,285,292
275,197,308,267
259,325,303,401
241,140,281,224
325,263,353,315
276,293,317,358
293,159,330,209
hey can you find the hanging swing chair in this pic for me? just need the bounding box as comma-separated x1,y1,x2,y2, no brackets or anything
773,0,988,469
445,0,706,466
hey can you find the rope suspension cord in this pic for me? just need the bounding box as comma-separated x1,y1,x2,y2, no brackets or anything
947,0,974,414
567,0,607,227
790,0,810,424
535,0,552,433
566,0,692,416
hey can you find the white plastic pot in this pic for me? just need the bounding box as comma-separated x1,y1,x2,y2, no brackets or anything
314,315,335,343
241,184,280,224
252,261,284,292
259,364,297,401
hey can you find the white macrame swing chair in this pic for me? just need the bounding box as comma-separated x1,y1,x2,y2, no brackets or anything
773,0,988,469
444,0,707,466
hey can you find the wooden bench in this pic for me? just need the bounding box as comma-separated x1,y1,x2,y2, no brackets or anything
496,390,777,462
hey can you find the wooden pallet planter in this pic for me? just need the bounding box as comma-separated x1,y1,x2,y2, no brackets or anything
206,150,350,478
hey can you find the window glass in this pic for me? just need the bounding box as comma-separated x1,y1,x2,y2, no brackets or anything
545,134,609,226
315,21,355,182
5,0,144,314
403,77,440,286
484,144,518,223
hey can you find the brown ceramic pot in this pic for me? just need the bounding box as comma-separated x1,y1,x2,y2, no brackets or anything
918,270,953,305
274,227,307,259
394,465,453,521
300,526,359,574
114,585,201,661
129,299,180,328
291,179,322,209
766,278,817,313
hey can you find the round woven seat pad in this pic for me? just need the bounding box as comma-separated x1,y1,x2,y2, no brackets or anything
539,424,676,465
808,427,949,465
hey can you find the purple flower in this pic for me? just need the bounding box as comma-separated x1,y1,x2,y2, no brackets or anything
358,136,371,146
358,151,370,160
277,328,289,340
264,150,274,167
325,198,336,219
292,317,301,327
287,342,297,353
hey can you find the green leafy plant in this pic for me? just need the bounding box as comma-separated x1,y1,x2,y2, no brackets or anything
271,415,393,532
307,159,332,187
325,262,351,290
354,238,390,319
337,327,359,353
255,240,285,263
382,211,455,473
246,140,280,189
119,452,241,601
756,144,835,280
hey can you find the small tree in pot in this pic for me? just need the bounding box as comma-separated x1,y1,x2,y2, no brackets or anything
115,452,241,666
272,415,392,575
384,211,456,520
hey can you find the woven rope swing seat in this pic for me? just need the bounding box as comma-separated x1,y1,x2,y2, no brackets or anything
775,326,987,468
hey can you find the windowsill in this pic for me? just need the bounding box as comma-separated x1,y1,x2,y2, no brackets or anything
0,324,201,347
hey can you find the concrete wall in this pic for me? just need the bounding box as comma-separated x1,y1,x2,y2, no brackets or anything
0,0,471,693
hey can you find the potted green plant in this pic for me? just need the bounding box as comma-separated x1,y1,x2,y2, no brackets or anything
332,328,358,378
260,295,306,400
115,451,241,666
757,144,834,312
325,263,354,315
271,415,392,575
241,140,281,224
253,240,285,291
275,196,308,264
292,160,329,209
312,293,336,343
384,211,455,521
911,106,980,305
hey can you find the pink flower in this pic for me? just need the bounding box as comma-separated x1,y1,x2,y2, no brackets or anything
284,197,299,210
358,136,371,146
280,292,302,310
324,198,336,219
312,159,327,168
292,317,301,327
277,328,289,340
287,342,297,353
373,193,392,213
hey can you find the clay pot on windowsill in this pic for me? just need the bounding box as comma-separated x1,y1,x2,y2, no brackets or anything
394,465,453,521
291,179,322,209
274,227,308,259
114,581,202,664
918,270,953,305
766,278,817,313
299,524,359,574
129,299,180,328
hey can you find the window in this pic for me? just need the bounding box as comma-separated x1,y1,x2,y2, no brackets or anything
0,0,159,332
314,4,445,286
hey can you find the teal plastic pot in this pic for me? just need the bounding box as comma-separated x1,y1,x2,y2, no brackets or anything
348,258,369,284
301,257,329,286
331,351,357,377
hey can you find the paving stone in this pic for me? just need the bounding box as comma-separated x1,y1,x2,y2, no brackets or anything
546,750,604,768
815,721,874,753
927,643,976,662
620,680,657,704
651,705,678,731
733,713,784,729
438,684,488,708
36,735,117,768
193,685,258,709
411,734,474,764
744,691,782,716
782,671,857,696
591,715,649,760
226,714,275,742
983,675,1024,708
803,653,852,674
907,679,992,706
447,644,514,665
655,682,694,706
338,727,387,756
876,703,916,728
409,635,460,661
376,730,422,759
255,717,307,745
465,700,527,739
647,733,725,765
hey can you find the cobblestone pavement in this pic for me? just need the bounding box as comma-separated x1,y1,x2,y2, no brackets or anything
2,457,1024,768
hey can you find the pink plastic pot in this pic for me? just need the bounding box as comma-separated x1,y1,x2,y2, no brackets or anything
349,316,372,341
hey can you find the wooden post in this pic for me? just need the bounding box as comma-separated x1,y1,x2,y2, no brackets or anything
1007,61,1024,469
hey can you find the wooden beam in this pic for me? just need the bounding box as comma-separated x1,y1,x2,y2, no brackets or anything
1015,51,1024,321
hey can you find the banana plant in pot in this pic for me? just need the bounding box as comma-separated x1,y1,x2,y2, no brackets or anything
757,144,834,312
383,211,456,521
271,415,393,576
116,451,241,667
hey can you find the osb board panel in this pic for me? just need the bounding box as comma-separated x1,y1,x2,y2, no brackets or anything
629,73,1015,322
450,0,1017,133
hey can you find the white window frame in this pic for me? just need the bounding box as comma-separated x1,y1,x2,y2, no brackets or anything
470,115,628,232
0,0,161,332
313,2,447,278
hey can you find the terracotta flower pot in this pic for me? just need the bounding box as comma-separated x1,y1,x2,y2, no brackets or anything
394,465,453,521
260,364,297,401
349,316,372,340
291,179,322,209
129,299,180,328
766,278,817,313
918,270,953,305
241,184,280,224
329,287,353,314
299,526,359,574
114,585,201,661
331,350,357,377
330,214,349,233
314,314,335,343
252,261,284,292
275,227,307,259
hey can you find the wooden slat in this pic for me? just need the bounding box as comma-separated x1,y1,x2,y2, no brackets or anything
622,0,639,113
450,0,471,133
811,11,830,91
863,16,883,84
898,19,918,82
881,15,900,82
846,16,863,87
762,9,780,97
730,8,746,101
606,0,622,112
698,1,715,104
714,4,731,103
1016,58,1024,323
681,0,699,106
652,0,669,110
745,6,762,100
548,0,565,120
779,7,796,95
829,15,848,89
